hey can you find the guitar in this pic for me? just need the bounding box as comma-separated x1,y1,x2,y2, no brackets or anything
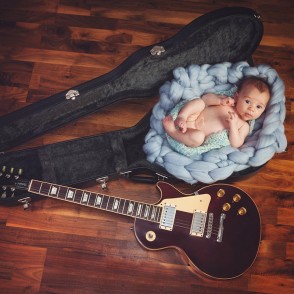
1,167,261,279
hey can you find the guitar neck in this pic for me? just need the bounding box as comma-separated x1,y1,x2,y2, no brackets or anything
28,180,162,223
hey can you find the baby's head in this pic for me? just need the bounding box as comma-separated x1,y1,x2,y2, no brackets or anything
234,76,271,121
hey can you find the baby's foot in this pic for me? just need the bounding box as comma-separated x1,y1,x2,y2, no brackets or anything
162,115,177,134
174,116,187,133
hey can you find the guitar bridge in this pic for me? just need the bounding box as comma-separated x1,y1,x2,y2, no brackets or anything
217,213,226,243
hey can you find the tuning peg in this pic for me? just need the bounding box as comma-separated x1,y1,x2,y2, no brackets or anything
13,168,24,179
1,191,6,199
0,166,6,176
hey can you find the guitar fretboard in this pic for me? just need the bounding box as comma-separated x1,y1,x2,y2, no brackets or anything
28,180,162,222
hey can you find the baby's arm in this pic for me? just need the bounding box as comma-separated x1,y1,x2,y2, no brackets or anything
202,93,235,106
227,112,250,148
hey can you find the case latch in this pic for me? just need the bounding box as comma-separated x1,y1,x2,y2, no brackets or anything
150,45,165,56
65,89,80,100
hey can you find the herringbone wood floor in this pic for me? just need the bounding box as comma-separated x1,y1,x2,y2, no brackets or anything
0,1,293,293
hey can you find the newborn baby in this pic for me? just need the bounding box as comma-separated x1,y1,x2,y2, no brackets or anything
162,76,270,149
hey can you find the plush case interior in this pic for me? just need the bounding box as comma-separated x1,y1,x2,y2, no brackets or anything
0,7,264,206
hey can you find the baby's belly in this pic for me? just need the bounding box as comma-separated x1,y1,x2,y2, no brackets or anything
186,110,229,136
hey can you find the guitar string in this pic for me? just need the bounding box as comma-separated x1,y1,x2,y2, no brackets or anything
172,220,221,234
35,184,226,234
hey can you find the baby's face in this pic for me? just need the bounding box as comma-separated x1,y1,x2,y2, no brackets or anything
235,85,270,121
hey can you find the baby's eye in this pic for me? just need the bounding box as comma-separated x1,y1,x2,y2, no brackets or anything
257,105,263,110
245,99,250,104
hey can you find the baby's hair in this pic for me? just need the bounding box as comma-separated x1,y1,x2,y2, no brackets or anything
238,76,271,95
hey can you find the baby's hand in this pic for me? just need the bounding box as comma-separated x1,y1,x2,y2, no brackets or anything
221,96,235,106
174,116,187,133
226,111,238,126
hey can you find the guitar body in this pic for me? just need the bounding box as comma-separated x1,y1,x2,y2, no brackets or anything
134,182,261,279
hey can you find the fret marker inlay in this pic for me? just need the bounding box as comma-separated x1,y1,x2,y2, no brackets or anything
113,199,119,210
51,186,58,195
67,190,74,199
127,202,134,214
95,195,102,206
82,192,89,203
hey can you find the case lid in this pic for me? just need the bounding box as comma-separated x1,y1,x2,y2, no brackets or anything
0,7,263,151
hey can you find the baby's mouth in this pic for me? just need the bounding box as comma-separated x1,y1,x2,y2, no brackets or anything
244,113,253,119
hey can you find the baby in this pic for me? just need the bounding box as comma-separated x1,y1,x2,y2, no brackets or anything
162,77,271,149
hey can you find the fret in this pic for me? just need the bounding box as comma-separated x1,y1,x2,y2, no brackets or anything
29,180,42,193
150,206,158,221
118,199,126,214
122,200,129,215
101,195,110,210
155,206,162,222
106,197,114,211
132,202,139,217
74,190,83,203
58,186,68,200
143,205,150,219
40,182,51,195
87,193,97,207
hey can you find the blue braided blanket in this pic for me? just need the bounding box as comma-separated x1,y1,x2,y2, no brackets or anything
143,61,287,184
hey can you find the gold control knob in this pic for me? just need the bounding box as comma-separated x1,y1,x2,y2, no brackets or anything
146,231,156,242
238,207,247,215
222,203,231,211
233,194,241,202
217,189,225,198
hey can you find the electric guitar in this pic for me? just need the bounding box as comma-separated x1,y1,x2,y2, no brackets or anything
0,167,261,279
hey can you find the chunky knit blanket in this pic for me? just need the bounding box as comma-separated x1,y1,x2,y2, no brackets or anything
143,61,287,184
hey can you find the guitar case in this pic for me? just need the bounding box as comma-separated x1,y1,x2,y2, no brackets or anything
0,7,265,206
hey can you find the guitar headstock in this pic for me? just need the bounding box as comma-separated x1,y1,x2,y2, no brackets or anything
0,166,30,200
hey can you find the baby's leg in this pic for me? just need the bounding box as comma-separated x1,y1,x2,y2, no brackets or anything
174,98,205,132
174,116,187,133
162,115,205,147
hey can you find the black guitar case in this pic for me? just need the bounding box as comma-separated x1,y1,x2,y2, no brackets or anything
0,7,264,206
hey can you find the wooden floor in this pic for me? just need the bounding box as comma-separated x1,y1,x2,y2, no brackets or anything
0,1,293,293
